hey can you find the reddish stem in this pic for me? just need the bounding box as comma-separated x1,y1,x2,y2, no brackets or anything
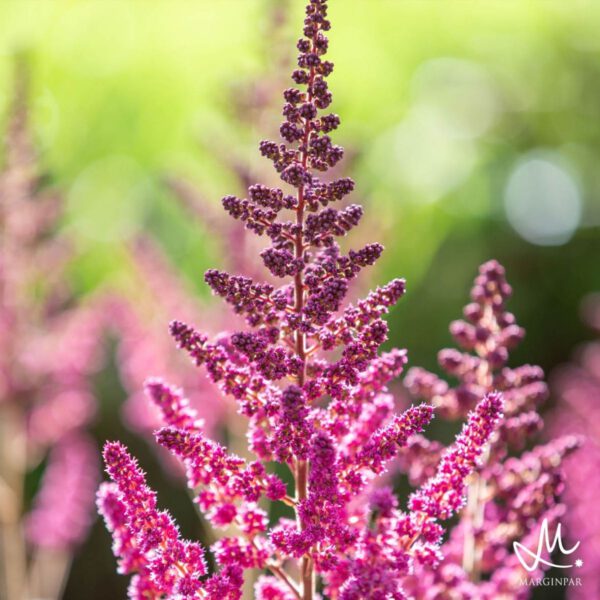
293,51,317,600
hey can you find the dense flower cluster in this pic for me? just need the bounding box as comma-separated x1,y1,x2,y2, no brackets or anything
98,442,243,599
98,2,573,599
548,294,600,600
0,59,103,599
403,261,579,598
117,0,305,446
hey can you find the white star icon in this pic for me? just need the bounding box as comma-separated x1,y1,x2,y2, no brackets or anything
575,559,584,568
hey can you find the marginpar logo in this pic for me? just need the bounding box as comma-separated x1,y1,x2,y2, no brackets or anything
513,518,581,572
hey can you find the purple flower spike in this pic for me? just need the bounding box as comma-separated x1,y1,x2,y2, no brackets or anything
403,262,577,598
96,2,577,598
144,377,204,432
410,392,504,520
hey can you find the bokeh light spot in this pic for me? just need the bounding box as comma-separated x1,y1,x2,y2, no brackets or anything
67,155,149,242
504,152,582,246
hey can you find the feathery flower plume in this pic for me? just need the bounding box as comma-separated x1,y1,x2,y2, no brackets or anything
98,3,569,599
403,261,579,598
0,57,103,600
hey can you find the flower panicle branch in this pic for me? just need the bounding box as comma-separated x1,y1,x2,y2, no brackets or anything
99,442,243,599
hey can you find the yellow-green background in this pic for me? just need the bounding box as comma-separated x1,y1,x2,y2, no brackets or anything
2,1,600,598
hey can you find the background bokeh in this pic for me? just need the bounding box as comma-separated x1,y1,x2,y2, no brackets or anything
1,1,599,598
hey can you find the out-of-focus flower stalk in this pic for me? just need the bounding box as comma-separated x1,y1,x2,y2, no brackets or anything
549,294,600,600
0,57,102,600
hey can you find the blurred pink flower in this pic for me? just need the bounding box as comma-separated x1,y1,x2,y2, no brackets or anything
548,295,600,600
0,57,104,598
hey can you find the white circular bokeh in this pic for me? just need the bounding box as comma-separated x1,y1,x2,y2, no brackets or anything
504,152,582,246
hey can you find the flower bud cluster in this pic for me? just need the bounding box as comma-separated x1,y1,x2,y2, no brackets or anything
403,262,579,598
405,260,545,420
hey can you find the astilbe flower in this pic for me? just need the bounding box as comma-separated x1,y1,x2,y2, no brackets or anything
98,442,242,599
0,59,103,599
547,294,600,600
100,3,510,598
403,261,580,599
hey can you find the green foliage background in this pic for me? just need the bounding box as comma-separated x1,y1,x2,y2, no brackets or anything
1,1,599,598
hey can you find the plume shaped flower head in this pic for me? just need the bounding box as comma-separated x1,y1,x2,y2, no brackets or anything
99,3,519,598
402,261,580,599
0,56,103,599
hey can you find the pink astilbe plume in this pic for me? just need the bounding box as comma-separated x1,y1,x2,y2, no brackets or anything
0,58,103,599
25,434,99,550
97,2,571,599
403,261,580,598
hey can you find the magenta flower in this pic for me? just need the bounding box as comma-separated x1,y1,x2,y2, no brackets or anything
409,392,503,520
99,442,211,598
403,261,579,598
98,2,575,599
